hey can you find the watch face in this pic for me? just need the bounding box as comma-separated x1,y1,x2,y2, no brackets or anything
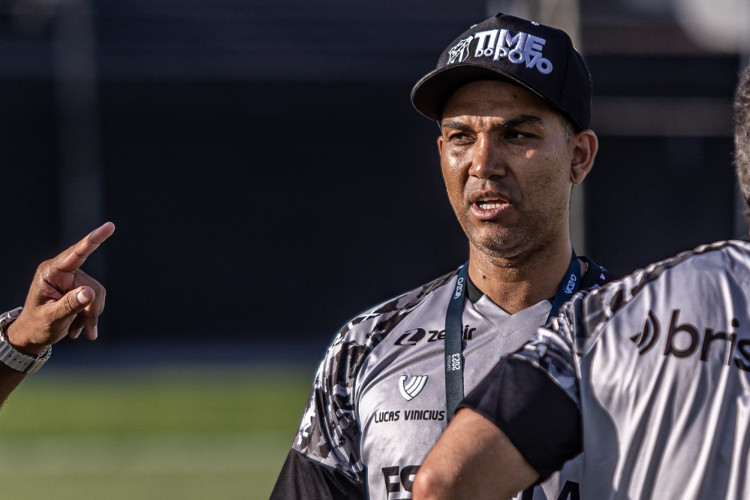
3,307,23,323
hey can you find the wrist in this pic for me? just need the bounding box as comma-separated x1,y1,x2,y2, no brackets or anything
0,307,51,374
5,311,49,357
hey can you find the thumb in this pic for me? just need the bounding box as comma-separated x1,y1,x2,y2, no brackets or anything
53,287,94,320
75,287,95,307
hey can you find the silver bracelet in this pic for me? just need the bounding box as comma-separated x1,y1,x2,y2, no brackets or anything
0,307,51,374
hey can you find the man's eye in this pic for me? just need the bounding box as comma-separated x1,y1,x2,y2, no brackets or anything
448,133,473,143
505,130,536,140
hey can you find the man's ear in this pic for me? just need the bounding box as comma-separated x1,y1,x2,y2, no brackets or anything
570,130,598,185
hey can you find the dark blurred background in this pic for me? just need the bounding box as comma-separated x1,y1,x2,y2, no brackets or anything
0,0,746,363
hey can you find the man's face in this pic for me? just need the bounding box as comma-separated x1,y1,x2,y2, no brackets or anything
438,80,577,261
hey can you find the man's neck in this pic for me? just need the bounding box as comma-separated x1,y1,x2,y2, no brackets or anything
467,239,574,314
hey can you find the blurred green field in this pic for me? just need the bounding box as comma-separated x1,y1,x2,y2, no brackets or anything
0,366,312,499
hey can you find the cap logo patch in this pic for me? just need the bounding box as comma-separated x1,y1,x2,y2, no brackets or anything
449,28,553,75
447,35,474,64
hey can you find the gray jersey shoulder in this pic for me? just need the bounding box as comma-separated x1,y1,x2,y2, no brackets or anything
291,270,457,480
520,240,750,499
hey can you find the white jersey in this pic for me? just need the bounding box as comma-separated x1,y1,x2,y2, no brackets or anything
465,239,750,500
272,259,614,499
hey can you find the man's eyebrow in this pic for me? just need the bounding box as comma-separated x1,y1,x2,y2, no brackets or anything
499,115,543,129
440,120,472,131
440,115,544,132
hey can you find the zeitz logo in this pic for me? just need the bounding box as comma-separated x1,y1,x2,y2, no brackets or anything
394,326,476,346
631,309,750,371
398,375,428,401
448,29,553,74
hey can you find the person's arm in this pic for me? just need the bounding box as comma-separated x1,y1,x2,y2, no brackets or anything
415,296,589,500
413,356,582,499
0,222,115,403
412,407,538,500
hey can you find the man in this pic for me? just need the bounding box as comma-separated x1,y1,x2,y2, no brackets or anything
271,13,615,499
0,221,114,404
413,67,750,500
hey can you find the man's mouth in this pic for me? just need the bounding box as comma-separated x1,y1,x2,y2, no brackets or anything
476,200,505,210
467,187,514,220
471,196,511,220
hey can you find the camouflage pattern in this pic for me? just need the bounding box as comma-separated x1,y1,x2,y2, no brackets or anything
292,270,456,481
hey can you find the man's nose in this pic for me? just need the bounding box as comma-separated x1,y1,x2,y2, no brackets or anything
470,136,506,178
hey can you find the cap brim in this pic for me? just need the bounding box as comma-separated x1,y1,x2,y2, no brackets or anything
411,64,544,121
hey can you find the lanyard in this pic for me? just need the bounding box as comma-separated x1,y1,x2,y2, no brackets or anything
444,251,581,420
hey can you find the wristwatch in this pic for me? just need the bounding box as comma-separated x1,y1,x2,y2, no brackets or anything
0,307,51,374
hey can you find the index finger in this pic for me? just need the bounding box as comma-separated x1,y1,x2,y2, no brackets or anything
55,222,116,272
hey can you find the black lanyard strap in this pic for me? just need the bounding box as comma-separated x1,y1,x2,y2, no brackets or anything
444,263,469,421
444,251,581,420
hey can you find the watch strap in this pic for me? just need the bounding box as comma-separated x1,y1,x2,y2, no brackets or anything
0,307,51,374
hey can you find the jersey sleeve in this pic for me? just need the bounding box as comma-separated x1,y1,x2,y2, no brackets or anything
270,449,364,499
272,270,457,498
460,357,581,480
460,305,584,480
271,329,369,498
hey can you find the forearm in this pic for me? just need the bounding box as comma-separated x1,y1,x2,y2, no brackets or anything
0,222,114,407
0,307,53,406
0,363,26,407
412,408,538,500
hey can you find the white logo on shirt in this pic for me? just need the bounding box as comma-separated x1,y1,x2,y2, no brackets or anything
398,375,428,400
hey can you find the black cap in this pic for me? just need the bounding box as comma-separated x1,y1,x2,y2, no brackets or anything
411,13,592,130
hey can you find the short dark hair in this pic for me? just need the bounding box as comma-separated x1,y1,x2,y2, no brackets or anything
735,66,750,217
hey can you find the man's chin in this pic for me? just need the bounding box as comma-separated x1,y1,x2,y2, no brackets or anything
470,234,524,260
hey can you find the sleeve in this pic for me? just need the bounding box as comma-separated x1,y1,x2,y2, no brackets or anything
270,276,443,498
460,357,582,481
270,449,365,500
271,331,369,498
459,307,585,481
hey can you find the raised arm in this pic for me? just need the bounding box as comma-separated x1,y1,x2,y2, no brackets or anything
0,222,115,403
